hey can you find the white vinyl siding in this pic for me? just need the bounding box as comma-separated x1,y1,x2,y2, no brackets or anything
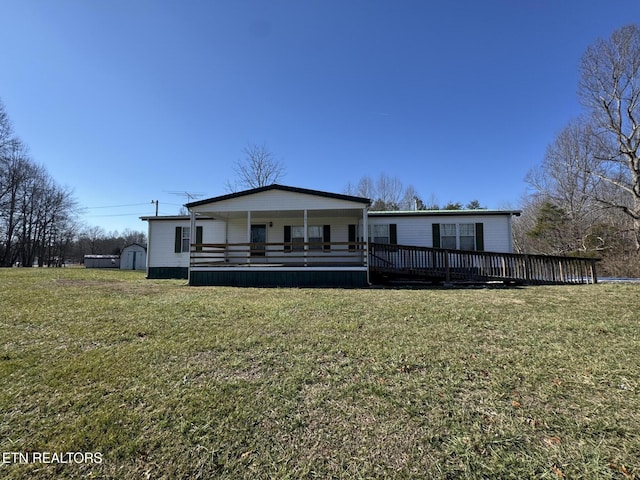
145,219,225,268
367,213,515,253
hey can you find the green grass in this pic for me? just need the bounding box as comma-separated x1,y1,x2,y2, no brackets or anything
1,268,639,479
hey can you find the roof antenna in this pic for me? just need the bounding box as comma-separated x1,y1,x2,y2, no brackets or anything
166,191,204,203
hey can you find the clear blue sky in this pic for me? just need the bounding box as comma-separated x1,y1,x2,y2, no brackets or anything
1,0,638,233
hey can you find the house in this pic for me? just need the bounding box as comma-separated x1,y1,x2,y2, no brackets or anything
120,243,147,271
141,184,520,287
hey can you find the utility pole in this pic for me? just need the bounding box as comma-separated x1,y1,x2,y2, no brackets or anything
151,200,158,216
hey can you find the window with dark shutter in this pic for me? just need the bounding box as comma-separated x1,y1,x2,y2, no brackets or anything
323,225,331,251
389,224,397,245
432,223,440,248
175,227,182,253
196,226,203,252
348,224,356,251
284,225,291,252
475,223,484,251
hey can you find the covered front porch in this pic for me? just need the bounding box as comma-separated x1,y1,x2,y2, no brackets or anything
185,185,371,287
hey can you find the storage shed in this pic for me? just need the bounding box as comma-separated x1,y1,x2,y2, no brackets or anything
84,255,120,268
120,243,147,270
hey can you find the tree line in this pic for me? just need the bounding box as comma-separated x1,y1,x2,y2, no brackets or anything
514,24,640,277
0,100,146,266
229,144,483,211
344,173,483,211
0,101,77,266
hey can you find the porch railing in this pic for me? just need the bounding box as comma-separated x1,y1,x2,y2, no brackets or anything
369,243,599,285
190,241,367,268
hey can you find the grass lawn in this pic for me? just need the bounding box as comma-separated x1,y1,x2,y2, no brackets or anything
1,268,638,479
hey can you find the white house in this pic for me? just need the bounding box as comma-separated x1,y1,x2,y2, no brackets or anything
120,243,147,271
141,184,520,287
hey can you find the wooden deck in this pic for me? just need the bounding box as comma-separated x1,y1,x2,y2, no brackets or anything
369,243,599,285
190,241,367,268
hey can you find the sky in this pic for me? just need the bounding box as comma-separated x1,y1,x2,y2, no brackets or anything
1,0,638,234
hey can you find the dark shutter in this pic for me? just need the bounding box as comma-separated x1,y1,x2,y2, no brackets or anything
389,224,397,245
284,225,291,252
175,226,182,253
323,225,331,251
475,223,484,251
348,224,356,251
196,226,203,252
432,223,440,248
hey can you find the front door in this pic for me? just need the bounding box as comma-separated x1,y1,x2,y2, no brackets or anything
250,224,266,257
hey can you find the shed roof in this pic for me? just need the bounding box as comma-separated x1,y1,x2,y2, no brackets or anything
121,242,147,251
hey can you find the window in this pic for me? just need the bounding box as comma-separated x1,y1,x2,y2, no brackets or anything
459,223,476,250
440,224,457,249
181,227,190,253
174,226,189,253
371,224,389,244
174,226,202,253
291,226,305,251
368,224,397,244
308,226,323,250
285,225,331,252
433,223,484,251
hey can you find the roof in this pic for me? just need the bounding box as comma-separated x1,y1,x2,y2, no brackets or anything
121,242,147,250
368,209,521,217
185,184,371,208
139,215,216,221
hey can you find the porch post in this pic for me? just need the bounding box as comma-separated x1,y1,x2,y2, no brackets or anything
247,211,251,264
188,210,196,285
303,209,308,266
363,207,369,284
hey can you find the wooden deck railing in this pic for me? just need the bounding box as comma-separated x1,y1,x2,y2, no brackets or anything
190,241,367,268
369,243,599,285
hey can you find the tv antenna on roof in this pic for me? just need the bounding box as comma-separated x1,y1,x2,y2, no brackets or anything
166,191,205,203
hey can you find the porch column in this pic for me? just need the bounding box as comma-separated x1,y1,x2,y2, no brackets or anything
247,211,251,264
363,207,369,283
188,210,196,284
303,209,308,266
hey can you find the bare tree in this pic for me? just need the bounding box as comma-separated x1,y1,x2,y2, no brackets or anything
345,175,375,200
346,174,422,211
0,143,32,266
579,24,640,250
374,174,404,210
227,143,285,191
522,116,638,274
0,100,79,267
524,118,615,253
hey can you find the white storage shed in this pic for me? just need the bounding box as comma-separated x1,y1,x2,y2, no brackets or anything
120,243,147,270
